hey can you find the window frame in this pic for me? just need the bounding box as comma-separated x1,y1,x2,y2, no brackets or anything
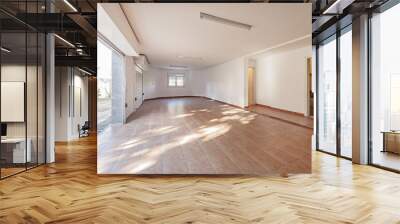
315,24,353,161
167,73,185,88
368,1,400,173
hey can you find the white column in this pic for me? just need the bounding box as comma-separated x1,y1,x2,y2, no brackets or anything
352,14,369,164
46,33,55,163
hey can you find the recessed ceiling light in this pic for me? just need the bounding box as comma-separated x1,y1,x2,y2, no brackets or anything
200,12,252,30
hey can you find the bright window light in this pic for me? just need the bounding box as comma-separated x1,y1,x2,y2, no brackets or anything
168,74,185,87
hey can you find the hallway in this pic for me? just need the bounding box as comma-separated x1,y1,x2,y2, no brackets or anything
98,97,312,174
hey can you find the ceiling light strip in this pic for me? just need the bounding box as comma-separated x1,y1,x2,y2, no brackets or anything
54,34,75,48
78,67,92,76
1,47,11,53
63,0,78,12
200,12,252,30
322,0,354,14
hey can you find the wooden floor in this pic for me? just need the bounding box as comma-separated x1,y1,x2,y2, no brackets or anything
1,135,400,223
246,104,313,129
373,150,400,171
0,167,26,178
98,97,311,175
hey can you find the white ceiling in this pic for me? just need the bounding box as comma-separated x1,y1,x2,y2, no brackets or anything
121,3,311,70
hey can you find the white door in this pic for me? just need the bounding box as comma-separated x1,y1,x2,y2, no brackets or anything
136,71,143,108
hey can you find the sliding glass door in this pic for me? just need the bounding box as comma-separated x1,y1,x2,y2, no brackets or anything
1,31,28,177
0,2,46,179
97,39,125,133
97,40,113,133
370,2,400,171
339,27,352,158
317,36,337,154
317,26,353,159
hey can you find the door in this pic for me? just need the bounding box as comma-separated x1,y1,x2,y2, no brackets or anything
136,71,143,108
317,36,337,154
247,67,255,106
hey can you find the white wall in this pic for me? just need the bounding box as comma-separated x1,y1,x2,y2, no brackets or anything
55,67,69,141
71,74,89,138
1,64,47,164
144,67,200,100
137,38,310,112
254,38,311,114
192,57,246,107
141,38,310,112
125,56,136,119
134,69,144,109
124,56,144,120
55,67,89,141
1,65,43,138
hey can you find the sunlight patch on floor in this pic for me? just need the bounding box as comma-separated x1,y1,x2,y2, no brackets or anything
139,126,178,137
174,113,194,118
199,124,231,142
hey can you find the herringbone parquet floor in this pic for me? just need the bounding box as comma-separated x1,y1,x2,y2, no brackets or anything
1,135,400,223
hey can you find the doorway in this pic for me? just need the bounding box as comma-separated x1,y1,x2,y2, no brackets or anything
247,67,255,107
135,68,143,109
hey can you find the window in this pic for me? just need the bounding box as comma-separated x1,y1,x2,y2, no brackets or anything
168,74,185,87
317,36,337,155
370,2,400,171
340,27,352,158
0,2,47,179
97,40,113,133
97,39,124,132
316,26,353,159
390,74,400,130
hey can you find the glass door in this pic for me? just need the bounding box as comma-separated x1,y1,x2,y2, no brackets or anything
370,2,400,171
1,31,28,177
97,39,125,133
316,25,353,159
0,1,46,179
97,40,113,133
339,26,352,158
317,35,337,154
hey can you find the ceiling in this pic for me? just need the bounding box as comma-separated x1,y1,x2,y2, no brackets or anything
121,3,311,69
